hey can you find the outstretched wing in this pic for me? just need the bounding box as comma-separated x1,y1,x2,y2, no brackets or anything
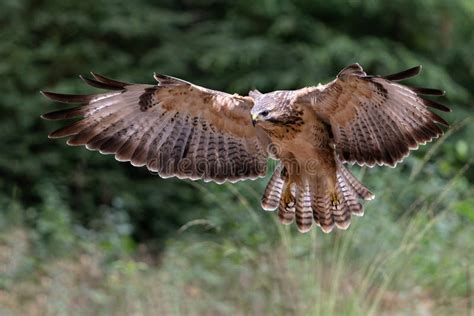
41,73,269,183
295,64,450,167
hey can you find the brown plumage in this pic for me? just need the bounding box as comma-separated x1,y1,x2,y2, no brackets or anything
41,64,450,233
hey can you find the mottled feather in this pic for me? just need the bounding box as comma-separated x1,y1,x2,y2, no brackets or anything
42,74,268,183
42,64,450,234
295,63,450,167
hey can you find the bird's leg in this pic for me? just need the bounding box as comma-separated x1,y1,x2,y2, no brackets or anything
326,175,340,206
330,191,340,206
282,183,294,206
280,166,295,207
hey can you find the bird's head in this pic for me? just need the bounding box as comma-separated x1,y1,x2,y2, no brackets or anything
249,90,303,130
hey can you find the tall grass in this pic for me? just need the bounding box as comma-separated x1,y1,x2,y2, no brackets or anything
0,122,472,315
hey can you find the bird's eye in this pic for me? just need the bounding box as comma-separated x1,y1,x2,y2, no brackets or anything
260,110,270,117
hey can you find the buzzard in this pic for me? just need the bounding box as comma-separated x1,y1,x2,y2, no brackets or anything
41,64,450,233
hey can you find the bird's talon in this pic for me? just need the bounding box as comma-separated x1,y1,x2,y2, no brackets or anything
330,192,339,206
283,183,294,204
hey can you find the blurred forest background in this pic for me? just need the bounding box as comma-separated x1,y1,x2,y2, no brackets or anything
0,0,473,315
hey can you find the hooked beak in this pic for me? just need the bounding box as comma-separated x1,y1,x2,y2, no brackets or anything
251,113,259,127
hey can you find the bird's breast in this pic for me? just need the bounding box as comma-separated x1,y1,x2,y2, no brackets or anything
269,114,334,166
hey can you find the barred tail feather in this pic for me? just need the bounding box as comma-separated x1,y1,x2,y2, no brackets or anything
260,163,373,233
314,194,335,233
333,184,352,230
295,183,313,232
278,194,295,225
261,163,285,211
278,181,297,225
337,172,364,217
338,162,375,201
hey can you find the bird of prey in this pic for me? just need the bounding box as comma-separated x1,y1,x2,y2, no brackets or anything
41,63,450,233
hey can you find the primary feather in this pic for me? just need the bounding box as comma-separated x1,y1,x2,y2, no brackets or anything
42,64,450,233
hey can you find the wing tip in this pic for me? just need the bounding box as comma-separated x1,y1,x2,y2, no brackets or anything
40,90,61,101
40,89,99,105
47,132,62,139
90,72,130,88
79,74,126,90
383,65,422,81
430,112,450,127
41,112,56,120
423,98,452,113
411,86,446,97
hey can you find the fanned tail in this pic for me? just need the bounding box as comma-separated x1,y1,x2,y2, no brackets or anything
261,161,374,233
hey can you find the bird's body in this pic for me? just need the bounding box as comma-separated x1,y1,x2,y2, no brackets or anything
252,88,371,232
270,122,341,231
41,64,450,233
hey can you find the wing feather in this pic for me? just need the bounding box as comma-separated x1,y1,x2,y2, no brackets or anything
381,65,421,81
295,64,450,167
42,74,268,183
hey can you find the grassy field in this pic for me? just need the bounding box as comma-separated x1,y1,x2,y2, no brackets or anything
1,149,472,315
1,1,473,315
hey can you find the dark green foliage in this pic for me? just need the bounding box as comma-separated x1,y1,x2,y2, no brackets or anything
0,0,472,259
0,1,473,314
